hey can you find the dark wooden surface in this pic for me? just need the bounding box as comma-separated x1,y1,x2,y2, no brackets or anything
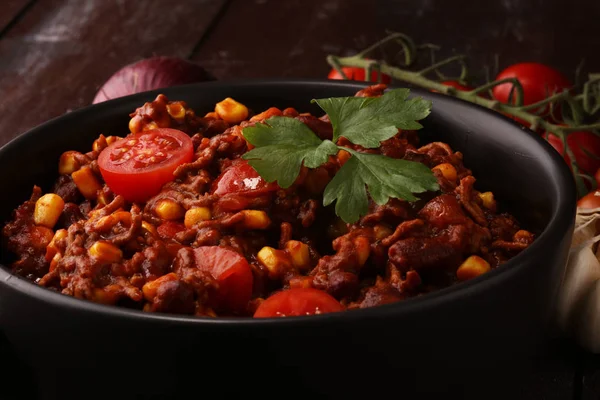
1,0,600,398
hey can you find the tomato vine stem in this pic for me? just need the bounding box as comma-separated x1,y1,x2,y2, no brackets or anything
326,32,600,197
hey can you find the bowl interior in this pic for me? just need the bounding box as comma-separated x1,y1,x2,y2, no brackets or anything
0,79,575,320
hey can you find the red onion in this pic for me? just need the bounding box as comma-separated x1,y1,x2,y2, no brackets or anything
93,56,214,104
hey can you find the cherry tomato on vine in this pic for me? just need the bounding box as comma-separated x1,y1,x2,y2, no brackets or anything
254,288,344,318
546,131,600,175
492,63,571,108
577,191,600,209
194,246,254,314
328,67,392,84
98,128,194,203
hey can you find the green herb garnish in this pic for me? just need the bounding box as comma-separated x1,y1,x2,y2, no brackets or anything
242,88,438,223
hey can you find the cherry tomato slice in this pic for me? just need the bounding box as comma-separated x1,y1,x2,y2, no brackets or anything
212,160,278,196
328,67,391,84
254,288,344,318
546,131,600,175
194,246,253,313
492,63,571,107
98,128,194,203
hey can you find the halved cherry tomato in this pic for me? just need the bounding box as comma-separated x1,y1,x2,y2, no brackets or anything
328,67,391,84
194,246,253,313
578,191,600,209
212,160,278,196
98,128,194,203
254,287,344,318
546,131,600,175
492,63,571,108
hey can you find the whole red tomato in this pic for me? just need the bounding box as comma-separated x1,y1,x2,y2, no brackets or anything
546,131,600,175
492,63,571,107
328,67,391,84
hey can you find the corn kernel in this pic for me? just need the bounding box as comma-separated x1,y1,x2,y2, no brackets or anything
129,115,143,133
92,134,107,152
166,103,186,120
92,287,119,305
374,224,393,240
241,210,271,230
34,193,65,229
142,272,178,301
285,240,311,270
215,97,249,124
432,163,458,182
354,236,371,266
204,111,219,119
184,207,212,228
456,255,491,281
58,151,82,175
141,221,157,237
155,199,185,220
30,226,55,250
106,136,121,146
478,191,496,210
89,241,123,263
72,166,102,200
45,229,68,261
257,246,291,279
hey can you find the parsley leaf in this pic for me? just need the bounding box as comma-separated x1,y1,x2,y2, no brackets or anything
242,116,338,188
312,88,432,148
323,149,439,223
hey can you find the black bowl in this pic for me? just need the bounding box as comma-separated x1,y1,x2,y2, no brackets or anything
0,80,576,400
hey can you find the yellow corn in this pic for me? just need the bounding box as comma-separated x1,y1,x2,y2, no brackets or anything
142,272,178,301
141,221,158,237
456,255,491,281
58,151,82,175
166,103,186,120
285,240,310,270
432,163,458,182
241,210,271,230
106,136,121,145
374,224,393,240
154,199,185,220
478,191,496,210
354,236,371,266
215,97,249,124
34,193,65,228
89,241,122,263
204,111,219,119
45,229,68,262
72,166,102,200
92,287,119,305
257,246,291,279
184,207,212,228
129,115,143,133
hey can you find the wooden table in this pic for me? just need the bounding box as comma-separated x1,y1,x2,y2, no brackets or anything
1,1,600,399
